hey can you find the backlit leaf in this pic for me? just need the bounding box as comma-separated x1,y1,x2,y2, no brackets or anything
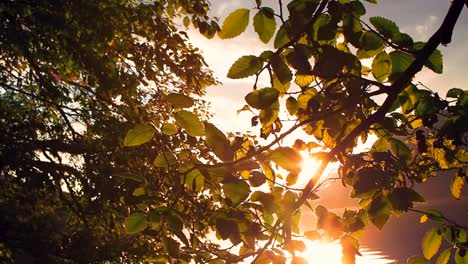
389,51,415,81
389,138,411,164
267,147,302,171
422,227,442,259
286,96,298,115
451,173,464,200
204,122,233,161
245,88,279,109
125,213,147,234
124,124,155,146
254,7,276,44
372,51,391,82
218,9,250,39
227,55,263,79
166,93,194,108
161,123,178,135
154,152,177,168
413,42,443,74
455,248,468,264
436,249,451,264
223,179,250,206
369,16,400,39
174,110,204,137
407,256,429,264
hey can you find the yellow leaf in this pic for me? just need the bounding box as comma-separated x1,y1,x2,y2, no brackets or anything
420,214,428,224
451,174,464,200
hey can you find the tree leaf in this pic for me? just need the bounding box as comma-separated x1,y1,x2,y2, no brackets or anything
174,110,204,137
369,16,400,39
389,138,411,164
436,248,451,264
286,96,298,115
286,171,299,186
274,23,291,49
451,173,464,200
218,9,250,39
407,256,430,264
389,51,415,81
446,88,464,98
166,93,194,108
422,227,442,259
245,88,279,110
161,123,178,135
413,42,443,74
267,147,302,171
372,51,391,82
227,55,263,79
270,54,292,85
223,179,250,206
154,152,177,168
125,213,147,234
455,248,468,264
204,122,234,161
253,7,276,44
124,124,155,146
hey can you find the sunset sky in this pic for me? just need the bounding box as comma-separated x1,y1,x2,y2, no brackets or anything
187,1,468,262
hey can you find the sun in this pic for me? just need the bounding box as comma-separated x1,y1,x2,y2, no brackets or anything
296,151,337,189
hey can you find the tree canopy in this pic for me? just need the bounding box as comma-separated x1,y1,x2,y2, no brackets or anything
0,0,467,264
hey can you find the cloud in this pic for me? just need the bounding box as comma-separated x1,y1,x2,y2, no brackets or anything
403,15,440,41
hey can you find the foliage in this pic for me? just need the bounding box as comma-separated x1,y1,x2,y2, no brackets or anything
1,0,468,264
0,0,218,262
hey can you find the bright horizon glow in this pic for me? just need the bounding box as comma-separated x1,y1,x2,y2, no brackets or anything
297,240,395,264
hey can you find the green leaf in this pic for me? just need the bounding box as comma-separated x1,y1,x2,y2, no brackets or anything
392,32,414,48
413,42,443,74
436,249,451,264
359,31,384,52
245,88,279,109
267,147,302,171
125,213,147,234
154,152,177,168
407,256,430,264
372,51,392,82
286,96,298,115
253,8,276,44
369,16,400,39
451,173,464,200
447,88,464,98
368,193,391,230
124,124,155,146
218,9,250,39
259,100,279,127
204,122,233,161
227,55,263,79
455,248,468,264
166,93,194,108
161,123,178,135
270,54,292,85
223,179,250,206
422,227,443,259
389,138,411,164
389,51,415,81
174,110,204,137
274,23,291,49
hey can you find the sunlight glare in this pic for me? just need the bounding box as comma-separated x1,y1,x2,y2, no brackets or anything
297,240,395,264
